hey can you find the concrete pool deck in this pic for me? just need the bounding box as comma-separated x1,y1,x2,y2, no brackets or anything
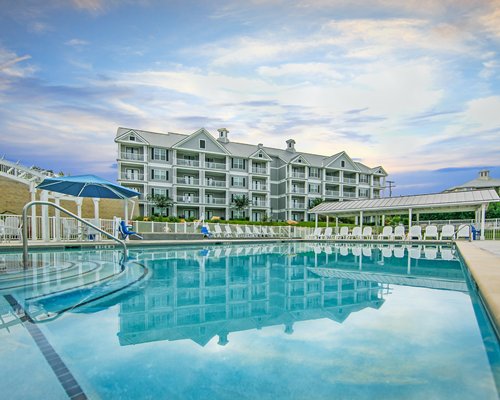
456,241,500,335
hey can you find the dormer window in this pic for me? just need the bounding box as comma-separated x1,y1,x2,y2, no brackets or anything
298,159,302,163
130,136,135,141
259,153,263,158
341,161,345,168
200,139,206,149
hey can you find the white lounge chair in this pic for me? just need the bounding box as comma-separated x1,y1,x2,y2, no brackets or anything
5,216,21,241
408,226,422,240
268,227,278,237
309,227,322,239
393,225,405,240
347,226,362,239
321,227,333,239
361,226,373,239
213,224,223,238
224,225,234,238
252,225,262,237
423,225,438,240
244,226,254,237
62,218,79,240
335,226,349,239
0,219,5,242
378,226,393,240
236,226,245,238
456,224,470,240
439,224,455,240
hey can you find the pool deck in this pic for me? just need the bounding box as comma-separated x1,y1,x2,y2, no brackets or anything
456,241,500,335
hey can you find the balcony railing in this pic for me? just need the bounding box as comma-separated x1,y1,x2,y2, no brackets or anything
177,177,200,185
205,179,226,187
176,195,200,203
343,192,357,198
325,175,340,182
177,159,200,167
252,200,268,207
252,167,267,174
252,184,268,191
291,187,306,194
325,190,340,197
205,197,226,205
373,181,382,187
291,172,306,179
291,203,305,209
205,161,226,170
343,177,357,184
120,172,144,181
121,152,144,161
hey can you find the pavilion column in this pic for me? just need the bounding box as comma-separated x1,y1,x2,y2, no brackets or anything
408,208,413,231
315,213,318,229
93,198,100,241
359,211,363,231
76,198,83,234
326,216,329,228
480,203,486,240
382,215,385,226
336,217,339,234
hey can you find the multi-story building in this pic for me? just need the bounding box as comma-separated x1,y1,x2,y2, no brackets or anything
115,127,387,221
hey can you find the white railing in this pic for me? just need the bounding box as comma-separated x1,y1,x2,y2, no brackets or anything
177,159,200,167
205,197,226,205
176,196,200,203
176,177,200,185
291,187,306,194
120,172,144,181
343,192,357,198
325,190,340,196
205,161,226,170
325,175,340,182
252,184,268,191
121,152,144,161
291,203,305,209
252,200,268,207
252,167,267,174
291,172,306,179
343,177,357,184
205,179,226,187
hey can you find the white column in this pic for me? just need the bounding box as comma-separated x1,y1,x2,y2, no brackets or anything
30,183,37,240
76,198,83,234
93,198,100,241
336,217,339,234
326,215,329,228
41,191,49,242
408,208,412,230
480,203,486,240
359,211,363,230
54,196,61,242
382,215,385,226
315,213,318,229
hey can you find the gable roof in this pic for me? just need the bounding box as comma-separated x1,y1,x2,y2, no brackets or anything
172,128,230,154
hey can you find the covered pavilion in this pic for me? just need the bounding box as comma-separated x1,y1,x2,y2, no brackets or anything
309,189,500,240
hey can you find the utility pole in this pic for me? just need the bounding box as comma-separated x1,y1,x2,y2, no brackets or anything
386,180,395,197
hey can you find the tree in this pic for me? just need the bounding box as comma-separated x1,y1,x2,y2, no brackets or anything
147,194,173,216
231,195,251,219
309,198,324,209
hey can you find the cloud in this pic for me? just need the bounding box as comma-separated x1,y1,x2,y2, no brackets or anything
65,38,89,46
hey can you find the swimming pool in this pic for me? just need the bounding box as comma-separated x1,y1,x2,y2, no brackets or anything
1,242,499,399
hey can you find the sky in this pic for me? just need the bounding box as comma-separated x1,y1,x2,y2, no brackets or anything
1,0,499,195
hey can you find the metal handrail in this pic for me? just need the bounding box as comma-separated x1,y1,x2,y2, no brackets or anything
22,201,128,267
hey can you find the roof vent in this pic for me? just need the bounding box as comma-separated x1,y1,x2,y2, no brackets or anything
258,143,263,149
478,170,490,180
286,139,296,152
217,128,229,144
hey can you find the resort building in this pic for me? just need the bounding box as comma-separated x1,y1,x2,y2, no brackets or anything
445,170,500,194
115,127,387,221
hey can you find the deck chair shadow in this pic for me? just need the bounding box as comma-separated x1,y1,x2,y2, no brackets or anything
119,220,143,240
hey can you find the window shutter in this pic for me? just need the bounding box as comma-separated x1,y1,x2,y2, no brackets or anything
166,171,169,180
243,178,246,187
166,150,169,161
151,169,155,180
243,159,246,169
231,158,234,168
231,177,234,186
151,148,154,159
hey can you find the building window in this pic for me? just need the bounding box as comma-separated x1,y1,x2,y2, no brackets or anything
259,153,263,158
359,174,369,184
359,188,370,198
152,148,167,161
309,168,320,178
151,169,168,181
129,136,135,141
151,188,168,197
309,183,320,193
200,139,206,149
341,160,345,168
232,158,245,170
231,176,246,188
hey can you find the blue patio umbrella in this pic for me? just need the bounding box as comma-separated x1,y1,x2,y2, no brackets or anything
36,175,140,199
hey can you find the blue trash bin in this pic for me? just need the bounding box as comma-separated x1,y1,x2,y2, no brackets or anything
471,225,477,240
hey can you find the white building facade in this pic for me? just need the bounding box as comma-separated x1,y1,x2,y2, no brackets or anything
115,127,387,221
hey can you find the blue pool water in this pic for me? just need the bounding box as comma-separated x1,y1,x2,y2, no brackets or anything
1,242,499,399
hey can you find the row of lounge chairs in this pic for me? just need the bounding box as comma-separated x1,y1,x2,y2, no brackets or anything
308,224,472,241
208,224,282,238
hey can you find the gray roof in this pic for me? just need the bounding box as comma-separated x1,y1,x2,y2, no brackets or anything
116,127,386,174
310,189,500,215
447,177,500,191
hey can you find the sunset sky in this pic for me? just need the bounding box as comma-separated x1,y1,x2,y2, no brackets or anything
1,0,499,195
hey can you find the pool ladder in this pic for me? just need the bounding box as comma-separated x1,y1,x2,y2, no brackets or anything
21,201,128,268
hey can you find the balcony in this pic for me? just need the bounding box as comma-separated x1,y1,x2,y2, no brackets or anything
291,172,306,179
120,172,144,181
291,203,305,209
343,192,357,198
252,200,268,207
176,177,200,185
205,197,226,205
177,159,200,167
325,175,340,182
325,190,340,197
176,195,200,204
205,179,226,188
121,152,144,161
373,181,382,187
291,187,306,194
252,167,267,175
343,177,357,184
205,161,226,170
